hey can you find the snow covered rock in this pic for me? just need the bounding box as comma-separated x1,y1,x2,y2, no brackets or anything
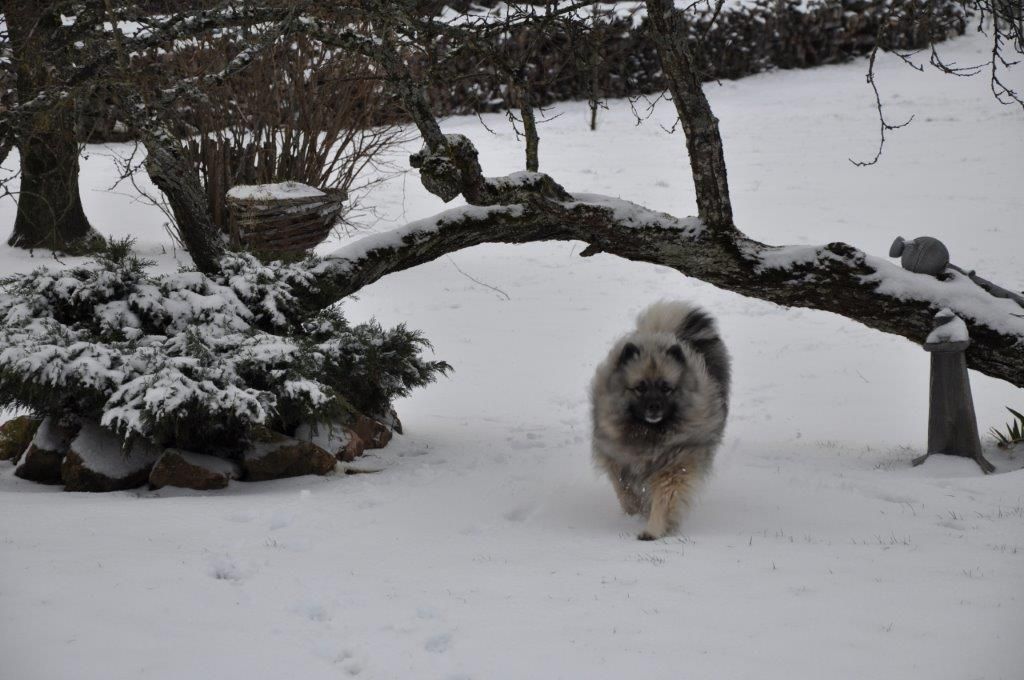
15,416,79,485
376,408,403,435
149,449,241,491
351,414,393,450
242,432,336,481
294,421,364,462
0,416,40,463
61,421,162,492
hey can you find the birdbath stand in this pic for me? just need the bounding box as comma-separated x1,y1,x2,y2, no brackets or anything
912,309,995,473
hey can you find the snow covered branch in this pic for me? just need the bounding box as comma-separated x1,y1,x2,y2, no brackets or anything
313,191,1023,389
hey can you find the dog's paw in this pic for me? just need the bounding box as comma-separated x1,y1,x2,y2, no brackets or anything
637,531,659,541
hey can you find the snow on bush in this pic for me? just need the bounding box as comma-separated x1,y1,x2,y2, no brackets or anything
0,241,449,454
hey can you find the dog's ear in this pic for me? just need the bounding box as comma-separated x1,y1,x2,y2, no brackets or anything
617,342,640,367
666,344,685,363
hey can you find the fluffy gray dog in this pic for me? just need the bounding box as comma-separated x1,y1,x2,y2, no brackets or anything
591,301,730,540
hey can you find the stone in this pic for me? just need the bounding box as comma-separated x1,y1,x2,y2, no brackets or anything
294,421,365,462
242,433,336,481
16,448,65,485
351,414,392,450
376,408,403,435
61,421,162,492
149,449,241,491
340,433,366,462
15,416,79,485
0,416,40,462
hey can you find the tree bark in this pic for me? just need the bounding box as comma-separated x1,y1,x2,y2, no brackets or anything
5,2,96,251
518,87,540,172
644,0,734,231
141,128,227,273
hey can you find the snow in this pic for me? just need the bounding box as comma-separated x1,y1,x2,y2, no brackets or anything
323,193,702,271
926,309,970,345
69,421,162,477
326,204,525,268
754,243,832,271
565,193,705,233
295,421,352,453
31,416,67,452
1,31,1023,680
486,169,548,188
226,181,326,202
862,256,1024,338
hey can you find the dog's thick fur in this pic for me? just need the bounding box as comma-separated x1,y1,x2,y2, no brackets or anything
591,301,730,540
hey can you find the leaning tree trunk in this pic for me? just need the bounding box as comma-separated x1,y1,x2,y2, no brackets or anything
5,2,96,251
141,128,227,274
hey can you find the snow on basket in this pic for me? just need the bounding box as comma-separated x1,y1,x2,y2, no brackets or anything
226,181,346,256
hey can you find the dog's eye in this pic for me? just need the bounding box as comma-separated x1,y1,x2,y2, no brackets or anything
661,385,675,394
631,385,647,394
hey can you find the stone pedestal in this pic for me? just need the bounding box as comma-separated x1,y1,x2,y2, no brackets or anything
912,312,994,473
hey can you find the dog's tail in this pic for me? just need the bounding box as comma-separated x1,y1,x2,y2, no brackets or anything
636,301,731,398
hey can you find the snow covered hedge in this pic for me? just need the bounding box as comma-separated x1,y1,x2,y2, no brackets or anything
0,241,448,454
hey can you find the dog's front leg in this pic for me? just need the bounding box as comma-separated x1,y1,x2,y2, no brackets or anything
638,467,691,541
597,457,643,516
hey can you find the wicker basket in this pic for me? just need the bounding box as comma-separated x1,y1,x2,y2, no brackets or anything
226,182,346,257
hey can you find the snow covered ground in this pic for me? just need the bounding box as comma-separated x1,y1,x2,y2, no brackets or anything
2,32,1023,680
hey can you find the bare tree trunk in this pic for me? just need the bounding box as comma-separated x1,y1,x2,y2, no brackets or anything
141,129,227,273
8,129,94,250
589,3,602,131
520,90,540,172
5,2,96,251
644,0,734,231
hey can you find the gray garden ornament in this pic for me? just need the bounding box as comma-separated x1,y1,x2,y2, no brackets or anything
889,235,950,276
911,309,995,473
890,236,1024,308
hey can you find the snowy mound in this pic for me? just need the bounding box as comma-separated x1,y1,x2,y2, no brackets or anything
226,182,326,202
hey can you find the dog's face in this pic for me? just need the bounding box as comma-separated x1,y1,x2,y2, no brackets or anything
614,341,688,432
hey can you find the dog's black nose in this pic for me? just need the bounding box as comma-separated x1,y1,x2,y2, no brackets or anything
644,409,663,424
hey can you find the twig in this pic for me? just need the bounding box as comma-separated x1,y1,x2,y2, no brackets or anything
446,255,511,300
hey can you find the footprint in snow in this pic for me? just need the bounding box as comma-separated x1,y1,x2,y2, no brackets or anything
225,510,256,523
301,602,331,622
416,606,440,620
331,649,363,676
503,504,534,522
268,510,294,530
425,632,452,653
207,555,244,581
